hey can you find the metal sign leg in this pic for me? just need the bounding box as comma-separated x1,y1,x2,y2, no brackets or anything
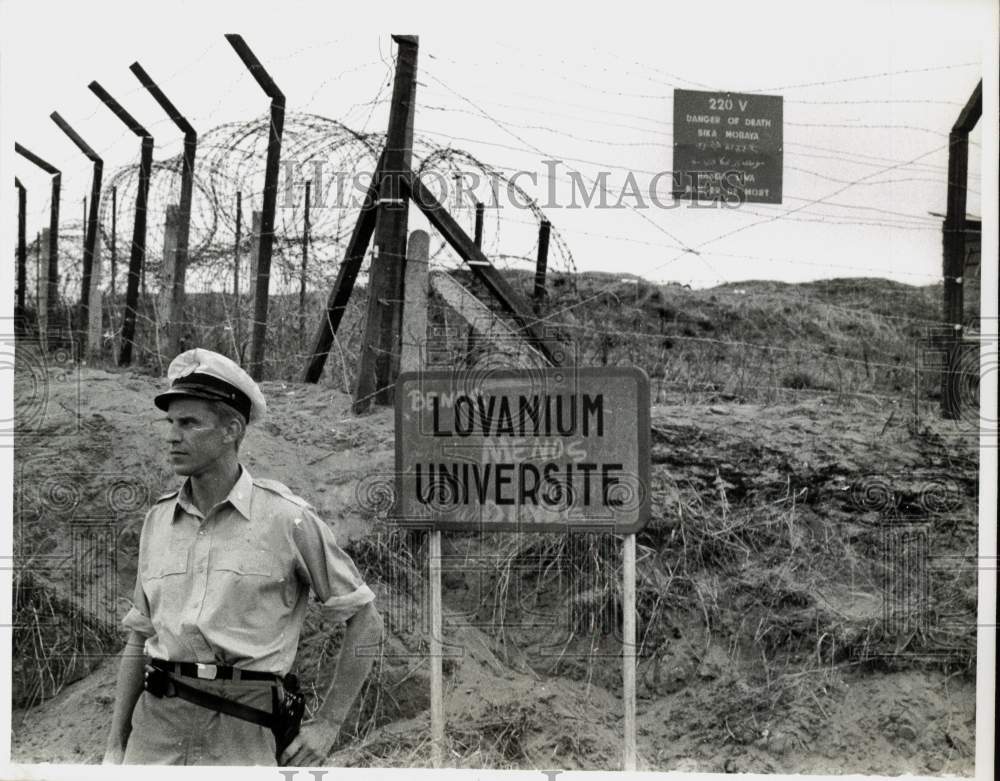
623,532,637,771
430,529,444,767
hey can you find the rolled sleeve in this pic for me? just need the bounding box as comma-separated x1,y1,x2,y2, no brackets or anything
292,510,375,622
123,576,155,637
320,582,377,623
122,604,155,637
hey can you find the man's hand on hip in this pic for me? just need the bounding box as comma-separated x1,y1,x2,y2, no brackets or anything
279,720,340,766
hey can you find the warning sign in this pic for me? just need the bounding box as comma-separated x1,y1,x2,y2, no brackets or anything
394,367,650,532
673,88,783,204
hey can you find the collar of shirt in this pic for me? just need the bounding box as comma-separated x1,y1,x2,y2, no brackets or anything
174,464,255,522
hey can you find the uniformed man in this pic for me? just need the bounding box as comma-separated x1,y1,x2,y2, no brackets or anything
102,348,382,766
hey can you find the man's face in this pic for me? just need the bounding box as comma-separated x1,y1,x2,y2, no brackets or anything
162,397,233,476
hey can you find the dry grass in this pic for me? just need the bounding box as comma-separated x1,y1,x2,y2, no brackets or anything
335,702,578,769
50,269,950,408
11,566,119,709
16,268,977,766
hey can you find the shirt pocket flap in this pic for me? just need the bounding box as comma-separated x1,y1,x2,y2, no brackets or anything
146,549,189,580
213,549,277,577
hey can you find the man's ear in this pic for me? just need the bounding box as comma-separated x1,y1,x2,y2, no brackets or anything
223,417,242,444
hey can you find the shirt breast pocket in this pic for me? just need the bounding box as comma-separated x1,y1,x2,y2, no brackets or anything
141,546,190,615
143,548,190,580
209,548,288,631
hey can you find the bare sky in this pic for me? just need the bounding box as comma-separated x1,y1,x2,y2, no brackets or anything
1,0,997,289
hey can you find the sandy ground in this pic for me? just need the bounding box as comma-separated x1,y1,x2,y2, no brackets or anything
10,363,980,773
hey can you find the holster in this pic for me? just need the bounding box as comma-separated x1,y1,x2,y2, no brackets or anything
271,673,306,761
143,663,303,763
143,663,172,698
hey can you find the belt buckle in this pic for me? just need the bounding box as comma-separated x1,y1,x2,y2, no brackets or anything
195,663,218,680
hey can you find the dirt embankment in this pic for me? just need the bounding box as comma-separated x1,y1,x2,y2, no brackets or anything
12,364,979,774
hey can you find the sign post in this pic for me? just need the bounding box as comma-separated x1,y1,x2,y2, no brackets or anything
623,532,637,770
395,367,649,768
673,88,783,204
429,528,444,767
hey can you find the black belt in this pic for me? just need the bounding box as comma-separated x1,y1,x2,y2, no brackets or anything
150,658,281,683
143,663,305,761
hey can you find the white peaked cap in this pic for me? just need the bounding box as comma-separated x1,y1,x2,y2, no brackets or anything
153,348,267,424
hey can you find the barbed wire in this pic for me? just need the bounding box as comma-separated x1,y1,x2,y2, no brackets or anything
413,67,975,335
421,71,700,258
15,38,981,409
417,75,977,185
85,111,576,304
430,44,978,101
76,282,929,379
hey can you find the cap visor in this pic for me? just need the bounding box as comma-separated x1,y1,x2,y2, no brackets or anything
154,387,229,412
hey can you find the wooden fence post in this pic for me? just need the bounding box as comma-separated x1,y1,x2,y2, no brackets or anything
354,34,419,412
401,230,430,373
299,180,311,343
234,191,242,358
249,210,262,300
158,205,181,354
39,227,51,345
87,231,103,361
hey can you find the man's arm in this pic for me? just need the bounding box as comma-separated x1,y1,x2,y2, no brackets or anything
102,631,147,764
280,602,383,766
314,601,383,727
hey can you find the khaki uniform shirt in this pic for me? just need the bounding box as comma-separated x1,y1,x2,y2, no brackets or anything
123,466,374,675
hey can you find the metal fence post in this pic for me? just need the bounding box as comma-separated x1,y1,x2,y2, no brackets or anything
87,82,154,366
15,178,27,330
533,218,551,313
941,80,981,419
15,143,61,347
131,61,198,360
50,114,102,357
225,34,286,380
473,201,484,249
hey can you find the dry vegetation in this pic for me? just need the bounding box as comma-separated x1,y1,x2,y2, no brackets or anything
11,272,981,773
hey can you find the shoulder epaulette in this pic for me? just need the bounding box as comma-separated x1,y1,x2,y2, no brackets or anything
253,477,312,509
153,489,179,504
